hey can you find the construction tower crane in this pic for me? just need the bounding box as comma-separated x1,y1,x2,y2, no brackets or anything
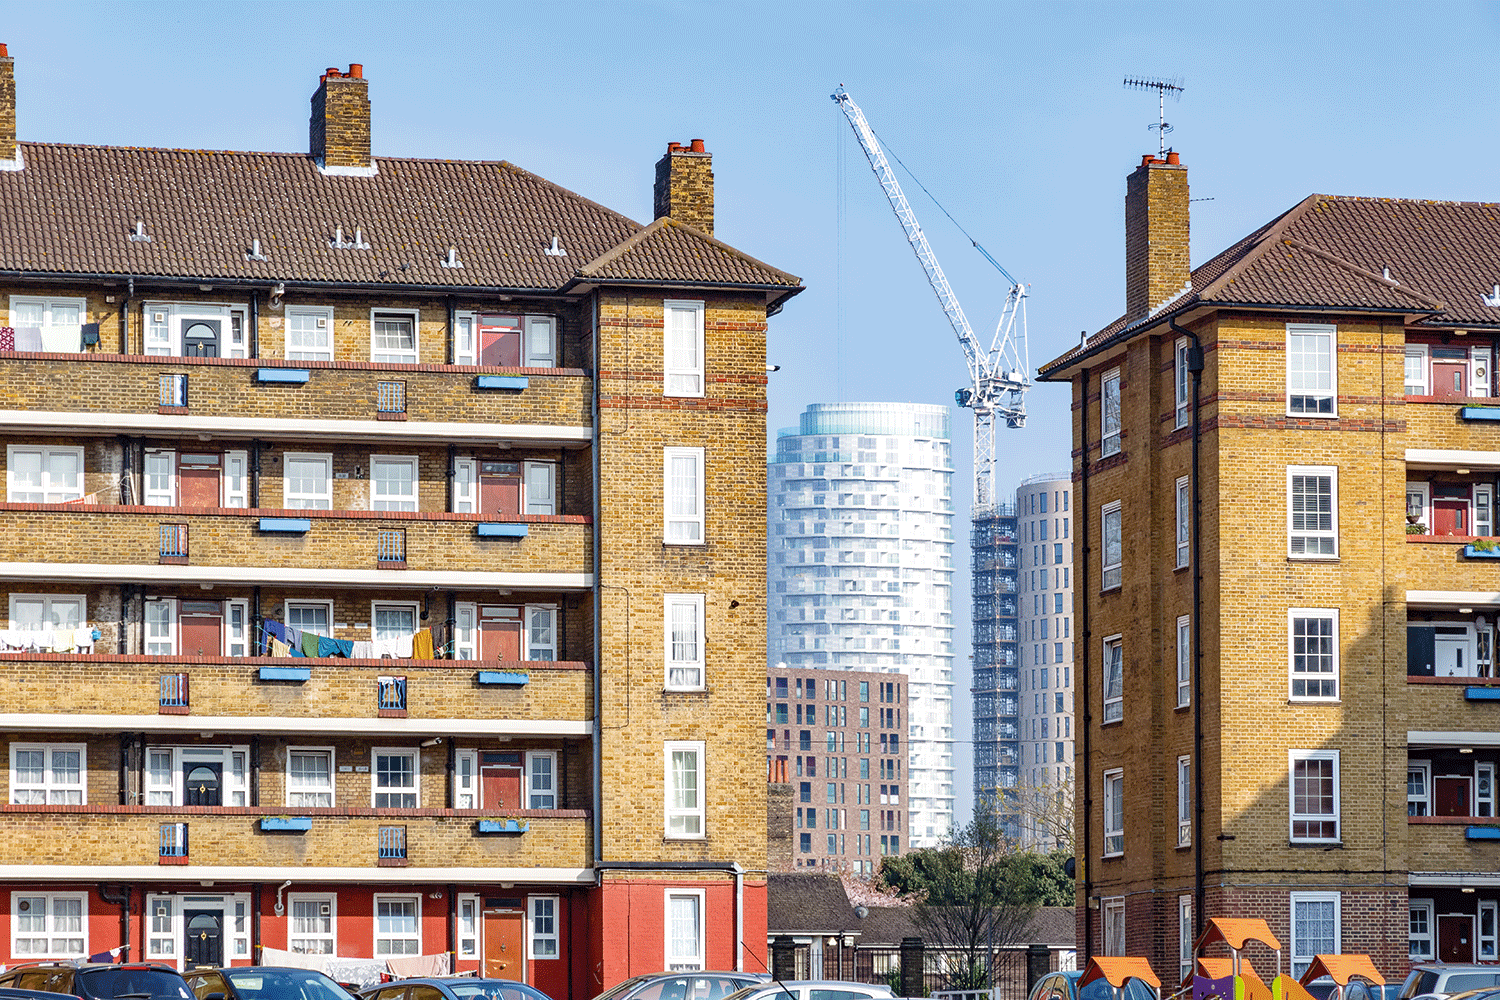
831,86,1030,514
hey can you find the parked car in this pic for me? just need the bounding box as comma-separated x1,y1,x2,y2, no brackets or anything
1029,970,1157,1000
721,980,894,1000
592,974,767,1000
0,988,77,1000
1402,967,1500,1000
359,978,554,1000
0,963,195,1000
185,968,357,1000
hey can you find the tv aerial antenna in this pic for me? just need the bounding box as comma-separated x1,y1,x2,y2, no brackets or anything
1124,76,1184,157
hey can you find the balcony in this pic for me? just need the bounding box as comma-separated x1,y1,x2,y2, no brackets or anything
0,355,593,440
0,507,593,581
0,809,590,870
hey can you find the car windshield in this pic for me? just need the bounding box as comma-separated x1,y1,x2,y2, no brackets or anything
224,970,353,1000
1079,980,1156,1000
78,970,192,1000
447,984,547,1000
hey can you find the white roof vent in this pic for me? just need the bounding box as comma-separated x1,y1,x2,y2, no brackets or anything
544,234,567,257
330,226,370,250
129,220,152,243
246,238,268,262
441,246,463,269
1483,284,1500,308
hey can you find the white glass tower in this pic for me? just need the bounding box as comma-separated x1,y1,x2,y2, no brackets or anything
768,402,955,848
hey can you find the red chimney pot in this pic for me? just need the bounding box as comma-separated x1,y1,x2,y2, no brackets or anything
1140,154,1154,167
349,63,363,79
667,142,683,153
325,67,339,78
1165,151,1180,165
689,139,705,153
0,43,9,58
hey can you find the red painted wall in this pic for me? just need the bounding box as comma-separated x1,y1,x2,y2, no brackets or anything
589,875,759,995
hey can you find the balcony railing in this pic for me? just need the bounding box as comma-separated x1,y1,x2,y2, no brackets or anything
159,524,188,564
159,822,188,863
376,381,407,418
377,825,407,865
377,675,407,716
159,673,189,714
377,529,406,567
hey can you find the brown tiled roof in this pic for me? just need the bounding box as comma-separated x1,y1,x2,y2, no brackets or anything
0,142,801,294
1040,193,1500,377
768,873,862,933
575,217,800,288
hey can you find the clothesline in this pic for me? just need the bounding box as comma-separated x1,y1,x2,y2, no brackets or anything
0,627,100,653
257,617,451,660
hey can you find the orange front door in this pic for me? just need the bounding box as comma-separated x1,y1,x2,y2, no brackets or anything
179,602,223,656
480,612,522,662
480,462,521,517
179,455,222,507
483,909,525,980
481,762,523,809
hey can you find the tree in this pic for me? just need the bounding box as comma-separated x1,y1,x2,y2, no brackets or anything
875,805,1043,991
1013,769,1076,855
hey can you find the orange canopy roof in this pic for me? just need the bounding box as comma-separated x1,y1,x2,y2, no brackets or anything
1183,957,1267,987
1194,917,1283,953
1297,955,1385,987
1081,957,1162,991
1272,976,1321,1000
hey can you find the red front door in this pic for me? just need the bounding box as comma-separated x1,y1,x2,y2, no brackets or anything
483,909,525,979
480,610,522,662
1435,775,1472,816
179,602,223,656
1440,914,1474,962
1434,498,1470,536
179,454,221,507
480,462,521,517
1434,361,1468,400
481,758,523,809
479,315,522,367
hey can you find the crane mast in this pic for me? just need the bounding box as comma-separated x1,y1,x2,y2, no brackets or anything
830,86,1030,513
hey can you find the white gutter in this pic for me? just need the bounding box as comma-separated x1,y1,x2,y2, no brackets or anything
1409,730,1500,747
0,562,592,592
0,714,593,737
1405,448,1500,471
0,410,591,448
0,864,593,884
1410,872,1500,887
1406,590,1500,608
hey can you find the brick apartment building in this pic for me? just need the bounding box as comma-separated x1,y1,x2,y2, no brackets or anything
0,47,800,995
1040,148,1500,983
767,664,910,873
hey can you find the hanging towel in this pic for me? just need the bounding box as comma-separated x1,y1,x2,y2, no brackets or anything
301,631,322,658
412,628,434,660
330,637,355,658
264,619,287,643
258,946,329,973
12,327,41,351
396,632,414,658
317,635,341,658
270,638,291,657
351,640,374,660
286,626,302,649
385,953,450,978
39,324,81,353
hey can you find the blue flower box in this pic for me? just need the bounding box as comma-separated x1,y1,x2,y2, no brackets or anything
259,518,312,534
476,819,528,835
259,666,311,682
477,671,529,687
475,375,528,391
476,523,528,539
1460,407,1500,422
1466,686,1500,701
1466,825,1500,840
259,817,312,832
257,369,310,384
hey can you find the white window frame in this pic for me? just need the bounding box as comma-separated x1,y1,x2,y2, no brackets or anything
453,457,477,514
455,749,478,809
1478,761,1496,818
526,750,557,809
11,891,88,960
523,460,557,516
283,452,333,510
1175,475,1190,569
6,444,84,503
526,604,558,661
1290,891,1340,979
1287,466,1338,558
1474,346,1493,398
371,748,419,809
1286,322,1337,417
8,593,84,634
1177,896,1193,982
143,448,176,507
145,894,179,962
1174,337,1191,430
457,893,481,959
1176,615,1191,709
665,740,706,840
369,454,418,512
1409,898,1435,962
370,308,419,365
664,446,705,545
373,893,421,957
664,888,706,971
1480,899,1498,962
1102,768,1123,857
1099,501,1123,593
453,310,478,367
665,594,706,691
225,598,250,658
287,893,336,956
1288,608,1340,701
1176,755,1191,847
145,598,178,656
141,745,250,807
1479,484,1495,538
283,600,334,638
9,296,87,353
453,602,478,661
1102,896,1125,956
1289,749,1341,843
10,743,86,805
285,305,335,363
1405,344,1430,396
1100,368,1121,457
224,449,249,508
1408,759,1431,817
286,747,335,808
1407,481,1430,533
528,894,560,961
525,315,557,368
663,299,705,398
1102,635,1123,724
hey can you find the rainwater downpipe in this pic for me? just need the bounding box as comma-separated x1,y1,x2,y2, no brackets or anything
121,277,133,354
1170,317,1206,934
590,293,603,872
1078,363,1093,964
249,290,260,359
98,883,130,959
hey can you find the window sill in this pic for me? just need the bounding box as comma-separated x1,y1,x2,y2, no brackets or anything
1287,697,1341,705
1286,554,1339,562
664,686,707,695
1288,839,1342,848
1100,852,1123,860
664,834,707,842
1408,815,1499,824
158,855,191,866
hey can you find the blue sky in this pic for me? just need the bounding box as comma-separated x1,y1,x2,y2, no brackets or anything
5,0,1499,826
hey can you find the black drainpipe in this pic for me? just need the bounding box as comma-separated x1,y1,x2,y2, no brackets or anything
98,884,131,959
117,734,130,805
250,441,262,509
118,436,133,506
446,295,457,365
446,445,456,513
1170,317,1206,934
447,884,458,968
250,290,260,359
252,883,263,965
1078,362,1093,964
250,735,260,807
121,277,134,354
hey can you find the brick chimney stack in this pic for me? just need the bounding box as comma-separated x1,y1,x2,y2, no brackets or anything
1124,151,1190,319
0,43,16,164
654,139,714,238
310,63,371,171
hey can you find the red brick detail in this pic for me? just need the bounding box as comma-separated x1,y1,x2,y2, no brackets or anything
158,705,190,716
374,411,408,421
158,855,190,866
